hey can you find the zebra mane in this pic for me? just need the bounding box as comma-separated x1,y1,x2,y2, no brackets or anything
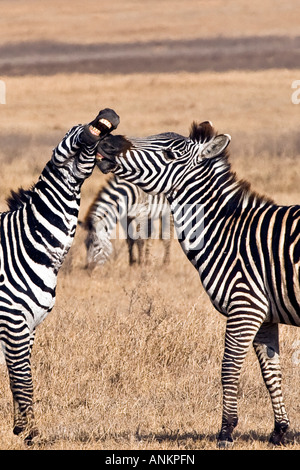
6,186,33,211
227,175,274,208
189,121,274,206
189,121,216,143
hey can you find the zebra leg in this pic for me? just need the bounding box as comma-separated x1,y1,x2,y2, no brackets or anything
5,327,38,444
253,322,289,445
136,217,149,264
137,239,146,264
126,236,136,265
126,216,137,265
218,312,264,447
161,213,172,265
29,328,36,355
162,239,171,265
144,218,152,265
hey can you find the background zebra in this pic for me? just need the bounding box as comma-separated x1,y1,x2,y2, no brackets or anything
0,108,119,444
96,121,300,447
81,175,172,268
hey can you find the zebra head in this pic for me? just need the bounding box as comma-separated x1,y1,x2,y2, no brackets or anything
83,218,113,268
96,121,231,196
52,108,120,183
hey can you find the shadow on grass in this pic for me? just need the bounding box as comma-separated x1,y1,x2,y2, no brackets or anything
40,427,300,449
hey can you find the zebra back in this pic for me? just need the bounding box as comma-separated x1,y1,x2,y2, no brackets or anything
83,175,172,266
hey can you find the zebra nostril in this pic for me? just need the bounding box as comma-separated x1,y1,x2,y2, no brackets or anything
96,152,104,162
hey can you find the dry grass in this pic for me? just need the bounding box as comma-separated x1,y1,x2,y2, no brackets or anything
1,70,300,210
0,69,299,450
0,0,299,45
2,70,300,137
0,237,299,450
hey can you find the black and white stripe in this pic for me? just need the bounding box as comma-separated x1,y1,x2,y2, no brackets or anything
82,175,172,267
0,123,98,443
96,121,300,446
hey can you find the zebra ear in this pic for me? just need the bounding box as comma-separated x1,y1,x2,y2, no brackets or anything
200,134,231,159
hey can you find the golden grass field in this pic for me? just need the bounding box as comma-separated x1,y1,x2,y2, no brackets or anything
0,0,300,451
1,0,299,45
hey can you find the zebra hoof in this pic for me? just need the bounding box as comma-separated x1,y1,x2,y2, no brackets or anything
24,428,39,446
217,430,234,449
13,425,24,436
13,424,39,445
269,435,286,446
269,422,288,446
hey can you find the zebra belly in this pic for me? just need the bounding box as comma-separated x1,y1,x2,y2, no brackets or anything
0,272,57,334
262,243,300,325
0,291,56,333
266,282,300,326
205,271,300,326
26,293,56,330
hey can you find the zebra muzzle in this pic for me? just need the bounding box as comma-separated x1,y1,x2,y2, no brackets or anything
99,118,112,129
89,119,113,138
89,126,101,137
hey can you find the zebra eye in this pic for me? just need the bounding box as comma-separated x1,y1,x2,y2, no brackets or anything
162,149,176,161
102,142,114,152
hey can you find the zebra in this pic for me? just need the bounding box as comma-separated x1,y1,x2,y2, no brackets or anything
95,121,300,447
0,108,119,444
81,175,172,268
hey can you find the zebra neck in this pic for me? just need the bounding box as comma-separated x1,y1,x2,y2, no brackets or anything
35,162,81,262
87,188,126,234
90,199,122,235
86,178,140,234
45,160,83,192
167,159,271,267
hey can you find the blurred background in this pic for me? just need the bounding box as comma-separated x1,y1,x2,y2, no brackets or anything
1,0,300,209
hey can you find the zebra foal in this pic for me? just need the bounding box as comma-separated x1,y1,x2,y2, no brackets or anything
96,121,300,447
82,175,172,268
0,108,119,444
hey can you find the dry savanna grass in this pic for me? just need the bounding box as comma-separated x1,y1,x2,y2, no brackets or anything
0,0,299,45
0,69,299,450
1,69,300,210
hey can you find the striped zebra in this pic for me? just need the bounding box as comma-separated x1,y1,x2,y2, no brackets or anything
96,122,300,447
82,175,172,268
0,108,119,444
